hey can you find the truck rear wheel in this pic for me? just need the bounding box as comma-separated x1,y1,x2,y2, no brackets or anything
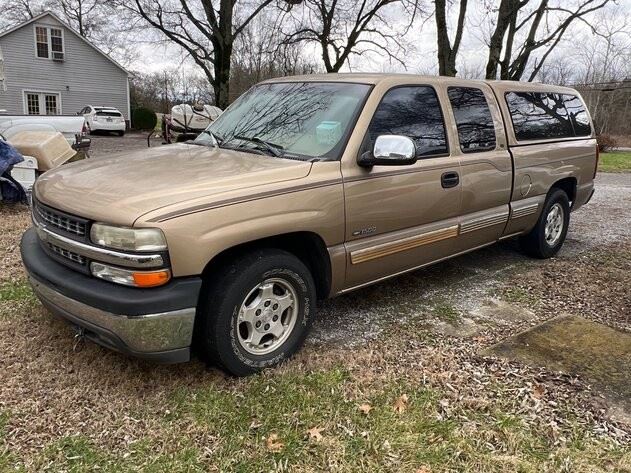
196,249,316,376
520,188,570,259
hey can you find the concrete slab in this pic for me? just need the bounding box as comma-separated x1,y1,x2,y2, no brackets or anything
489,314,631,423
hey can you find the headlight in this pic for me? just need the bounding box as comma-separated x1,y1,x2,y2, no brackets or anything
90,223,167,251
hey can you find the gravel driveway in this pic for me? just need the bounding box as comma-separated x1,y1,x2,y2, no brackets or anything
88,131,163,158
311,172,631,345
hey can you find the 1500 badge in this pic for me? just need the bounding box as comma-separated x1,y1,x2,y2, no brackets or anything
352,226,377,237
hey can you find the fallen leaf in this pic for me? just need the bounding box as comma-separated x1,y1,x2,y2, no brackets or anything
266,433,284,452
358,403,372,415
306,426,324,442
416,466,432,473
533,384,545,399
249,419,262,429
393,394,409,414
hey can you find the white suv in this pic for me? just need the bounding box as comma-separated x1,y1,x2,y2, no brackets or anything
80,106,126,136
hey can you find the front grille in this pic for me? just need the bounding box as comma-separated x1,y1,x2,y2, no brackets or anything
35,203,87,237
46,242,87,265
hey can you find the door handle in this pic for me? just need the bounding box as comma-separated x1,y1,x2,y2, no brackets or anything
441,171,459,189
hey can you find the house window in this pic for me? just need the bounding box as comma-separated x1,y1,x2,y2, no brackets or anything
50,28,63,58
45,94,59,114
35,26,48,58
24,91,61,115
26,93,40,114
34,25,64,60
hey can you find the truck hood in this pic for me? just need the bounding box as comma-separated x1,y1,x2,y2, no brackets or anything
34,144,312,226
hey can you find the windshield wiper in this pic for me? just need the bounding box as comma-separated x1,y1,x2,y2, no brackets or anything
232,135,284,157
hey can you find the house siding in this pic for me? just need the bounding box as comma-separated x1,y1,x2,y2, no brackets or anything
0,14,129,119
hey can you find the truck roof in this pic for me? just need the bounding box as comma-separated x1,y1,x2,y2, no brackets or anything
263,73,579,95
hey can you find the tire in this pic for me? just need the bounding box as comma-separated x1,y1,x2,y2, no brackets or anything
117,130,125,137
196,249,316,376
519,188,570,259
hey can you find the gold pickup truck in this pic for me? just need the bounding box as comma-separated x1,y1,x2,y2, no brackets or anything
21,74,597,375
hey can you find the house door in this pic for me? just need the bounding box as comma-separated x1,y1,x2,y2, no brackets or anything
24,91,61,115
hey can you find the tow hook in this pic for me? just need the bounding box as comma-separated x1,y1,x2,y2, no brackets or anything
72,327,86,353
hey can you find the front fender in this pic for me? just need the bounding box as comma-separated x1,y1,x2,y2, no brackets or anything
152,183,345,277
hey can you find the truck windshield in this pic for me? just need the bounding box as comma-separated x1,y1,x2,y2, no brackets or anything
194,82,371,160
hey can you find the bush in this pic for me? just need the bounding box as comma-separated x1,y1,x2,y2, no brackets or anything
132,107,157,131
596,133,618,152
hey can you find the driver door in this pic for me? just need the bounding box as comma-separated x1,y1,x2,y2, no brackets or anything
342,85,462,290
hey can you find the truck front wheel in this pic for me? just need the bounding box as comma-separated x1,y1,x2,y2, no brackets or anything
520,188,570,259
197,249,316,376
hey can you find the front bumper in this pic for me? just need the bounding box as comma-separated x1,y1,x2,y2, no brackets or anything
21,228,202,363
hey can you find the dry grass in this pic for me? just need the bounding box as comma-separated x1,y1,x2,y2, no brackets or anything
1,205,630,472
0,204,30,284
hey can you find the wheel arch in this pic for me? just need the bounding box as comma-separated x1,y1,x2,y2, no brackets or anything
550,176,577,205
200,231,332,300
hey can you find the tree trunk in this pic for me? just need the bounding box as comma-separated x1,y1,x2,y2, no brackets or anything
213,0,235,109
435,0,452,76
435,0,467,77
485,0,520,80
213,41,232,109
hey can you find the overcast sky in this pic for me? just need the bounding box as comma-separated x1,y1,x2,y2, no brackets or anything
128,0,630,84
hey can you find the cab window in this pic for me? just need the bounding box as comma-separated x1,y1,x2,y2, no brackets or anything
368,86,448,157
447,87,496,153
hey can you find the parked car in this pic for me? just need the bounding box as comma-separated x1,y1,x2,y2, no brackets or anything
21,74,597,376
0,114,87,147
80,105,126,136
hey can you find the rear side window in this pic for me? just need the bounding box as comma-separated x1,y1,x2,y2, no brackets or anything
447,87,496,153
561,94,591,136
368,86,448,157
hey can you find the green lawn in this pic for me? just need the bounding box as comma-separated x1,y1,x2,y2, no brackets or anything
6,365,629,472
600,151,631,173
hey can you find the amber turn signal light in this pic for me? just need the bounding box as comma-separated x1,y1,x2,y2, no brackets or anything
132,270,171,287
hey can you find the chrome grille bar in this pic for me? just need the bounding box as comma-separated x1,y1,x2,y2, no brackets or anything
36,204,86,237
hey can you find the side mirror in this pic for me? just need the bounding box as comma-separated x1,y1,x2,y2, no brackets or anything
358,135,417,167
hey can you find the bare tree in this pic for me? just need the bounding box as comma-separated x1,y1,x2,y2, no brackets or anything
567,5,631,135
484,0,612,81
130,67,216,112
282,0,419,73
118,0,297,109
50,0,102,37
435,0,467,76
0,0,45,28
231,11,320,100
